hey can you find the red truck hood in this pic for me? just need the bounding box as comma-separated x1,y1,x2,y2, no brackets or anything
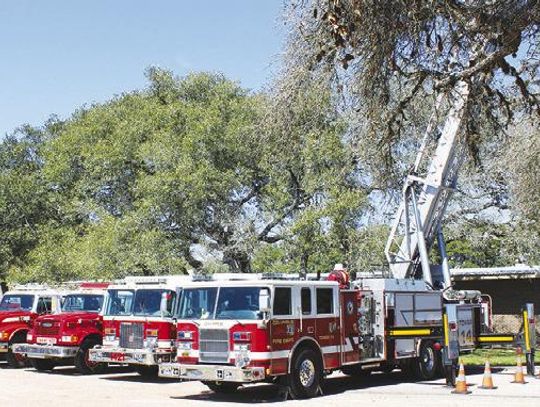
38,311,101,322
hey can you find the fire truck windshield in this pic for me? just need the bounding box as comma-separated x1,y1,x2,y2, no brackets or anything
105,289,135,316
0,294,34,311
178,286,264,320
62,294,104,313
104,289,176,317
133,289,175,317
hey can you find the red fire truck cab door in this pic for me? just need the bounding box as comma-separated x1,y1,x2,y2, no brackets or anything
340,290,360,364
314,286,341,370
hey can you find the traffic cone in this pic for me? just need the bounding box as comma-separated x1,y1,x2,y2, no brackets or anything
511,354,527,384
451,362,472,394
478,360,497,389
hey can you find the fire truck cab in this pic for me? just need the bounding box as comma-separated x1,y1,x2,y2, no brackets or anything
159,274,484,398
12,282,109,374
88,275,189,377
0,285,63,368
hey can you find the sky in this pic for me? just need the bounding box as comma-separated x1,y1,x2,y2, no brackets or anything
0,1,286,137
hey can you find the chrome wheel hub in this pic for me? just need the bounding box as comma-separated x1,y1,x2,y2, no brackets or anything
299,359,316,387
422,347,434,371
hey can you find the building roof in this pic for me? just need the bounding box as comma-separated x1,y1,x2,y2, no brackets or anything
451,265,540,281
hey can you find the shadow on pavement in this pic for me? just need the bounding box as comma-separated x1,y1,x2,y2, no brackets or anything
101,373,179,384
25,365,134,376
170,383,288,404
170,371,424,403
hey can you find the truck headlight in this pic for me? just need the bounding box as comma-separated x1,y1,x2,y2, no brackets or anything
234,349,251,368
61,335,78,343
233,344,250,351
145,337,158,348
0,331,9,341
177,341,192,351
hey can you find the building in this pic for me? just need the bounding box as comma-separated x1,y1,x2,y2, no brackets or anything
451,265,540,334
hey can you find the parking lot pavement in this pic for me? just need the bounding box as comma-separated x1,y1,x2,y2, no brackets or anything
1,361,540,407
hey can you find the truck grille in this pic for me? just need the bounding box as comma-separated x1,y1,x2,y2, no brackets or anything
199,328,229,363
119,322,144,349
35,320,60,336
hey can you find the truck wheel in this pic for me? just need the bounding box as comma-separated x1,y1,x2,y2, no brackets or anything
6,332,28,368
203,381,240,393
75,338,105,375
30,358,56,372
135,365,159,377
341,364,371,377
288,348,322,399
415,340,441,380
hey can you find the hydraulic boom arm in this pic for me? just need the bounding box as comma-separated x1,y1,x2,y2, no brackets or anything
385,81,470,287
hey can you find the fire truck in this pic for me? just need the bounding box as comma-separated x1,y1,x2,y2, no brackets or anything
88,275,189,376
0,285,63,368
12,282,109,374
158,80,536,397
158,273,456,396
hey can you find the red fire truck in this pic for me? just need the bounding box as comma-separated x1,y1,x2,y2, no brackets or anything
12,282,109,373
158,272,534,398
0,285,63,368
88,275,189,377
157,274,474,397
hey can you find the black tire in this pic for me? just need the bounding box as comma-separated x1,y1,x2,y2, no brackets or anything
6,332,28,368
288,348,322,399
30,358,56,372
341,364,371,377
135,365,159,377
415,340,441,380
203,381,241,393
75,338,105,375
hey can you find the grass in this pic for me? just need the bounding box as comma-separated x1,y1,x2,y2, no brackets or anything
460,348,539,366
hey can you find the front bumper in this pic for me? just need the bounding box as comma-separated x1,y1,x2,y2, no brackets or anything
0,342,8,353
158,362,266,383
11,343,78,359
89,346,173,366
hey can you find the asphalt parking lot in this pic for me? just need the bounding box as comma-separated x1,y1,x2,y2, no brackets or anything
1,362,540,407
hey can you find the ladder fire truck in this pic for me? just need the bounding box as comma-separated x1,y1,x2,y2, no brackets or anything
157,81,536,397
88,275,188,376
0,284,63,368
12,282,109,374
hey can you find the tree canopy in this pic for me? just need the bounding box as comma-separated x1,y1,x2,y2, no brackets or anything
0,69,368,283
288,0,539,168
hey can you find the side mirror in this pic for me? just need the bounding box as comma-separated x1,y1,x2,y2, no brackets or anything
259,289,271,313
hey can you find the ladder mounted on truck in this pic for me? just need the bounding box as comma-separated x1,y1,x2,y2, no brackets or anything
384,81,470,288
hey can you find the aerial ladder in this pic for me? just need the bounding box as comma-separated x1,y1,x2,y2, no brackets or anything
383,80,536,380
384,80,469,289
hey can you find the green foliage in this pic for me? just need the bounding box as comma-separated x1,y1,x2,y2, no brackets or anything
1,68,368,283
3,65,535,284
0,126,57,281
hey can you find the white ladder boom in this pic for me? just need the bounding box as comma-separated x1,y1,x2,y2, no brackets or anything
384,81,470,286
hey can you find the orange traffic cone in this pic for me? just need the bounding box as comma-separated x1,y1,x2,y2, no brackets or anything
451,362,472,394
478,360,497,389
511,354,527,384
